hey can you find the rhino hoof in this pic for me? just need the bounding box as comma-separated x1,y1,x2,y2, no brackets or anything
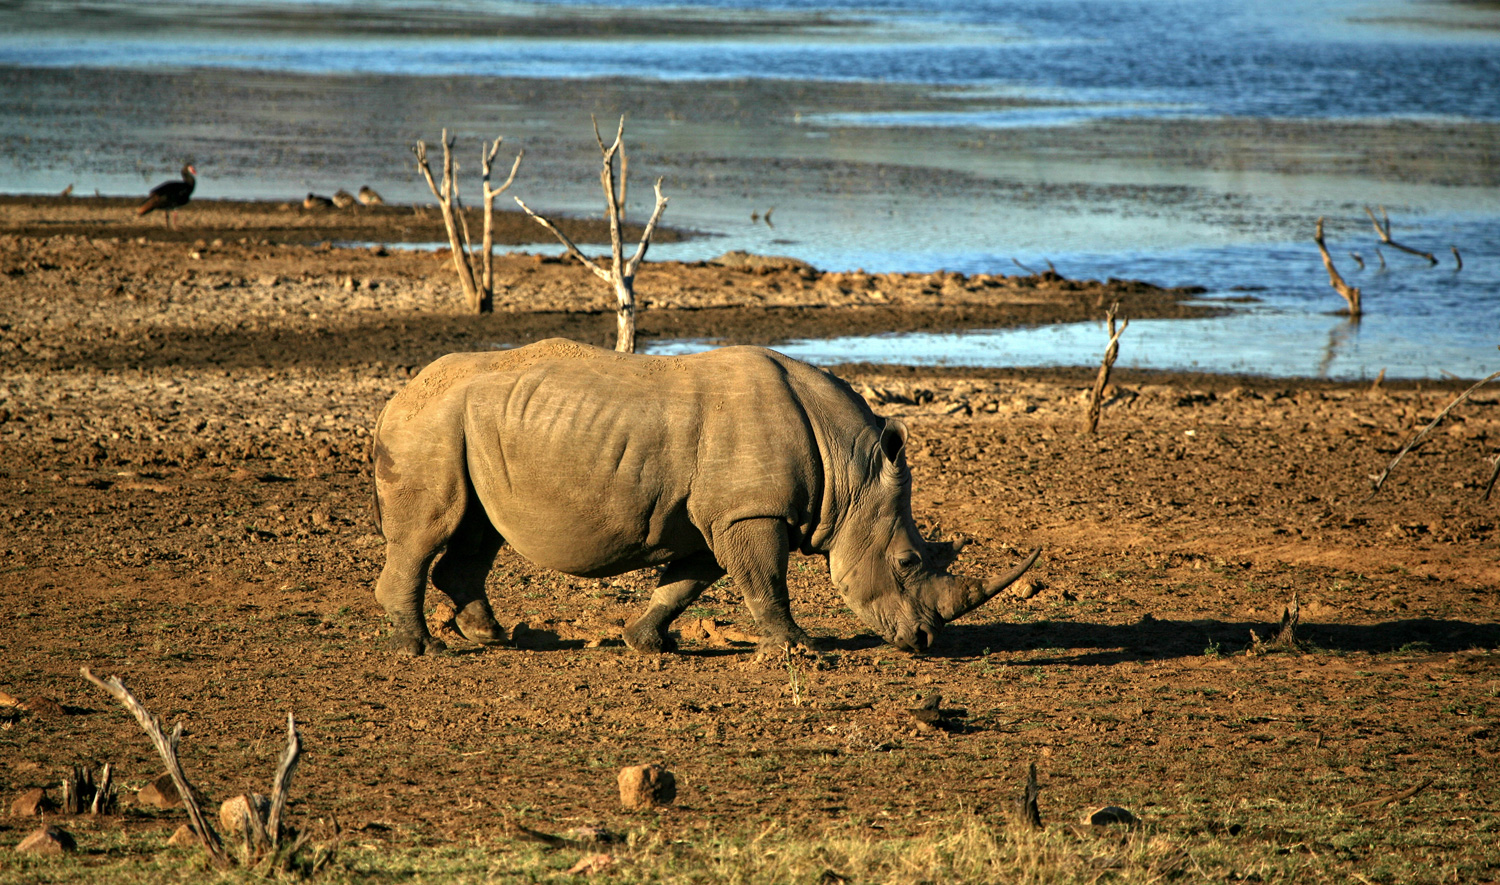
390,634,449,656
622,621,675,654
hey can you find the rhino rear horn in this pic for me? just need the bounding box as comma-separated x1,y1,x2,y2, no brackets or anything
936,547,1042,622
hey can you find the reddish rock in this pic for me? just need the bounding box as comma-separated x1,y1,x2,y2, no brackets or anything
618,763,676,810
16,825,76,854
10,788,51,816
167,824,197,847
137,772,182,809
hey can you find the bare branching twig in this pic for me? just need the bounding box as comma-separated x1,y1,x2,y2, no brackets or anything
1315,218,1362,317
413,130,523,314
1368,369,1500,498
1086,301,1128,434
516,116,667,353
81,667,231,867
1365,205,1437,265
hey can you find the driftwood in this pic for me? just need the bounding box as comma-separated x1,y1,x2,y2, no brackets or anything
1348,251,1364,270
516,116,668,354
1314,218,1362,317
1086,302,1128,434
413,130,523,314
1365,205,1437,266
1452,246,1463,272
81,666,231,867
1368,370,1500,499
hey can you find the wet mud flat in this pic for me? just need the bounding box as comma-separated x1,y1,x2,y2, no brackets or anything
1,211,1498,882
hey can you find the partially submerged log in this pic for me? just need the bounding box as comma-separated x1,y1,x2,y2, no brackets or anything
1314,218,1362,317
1365,205,1437,266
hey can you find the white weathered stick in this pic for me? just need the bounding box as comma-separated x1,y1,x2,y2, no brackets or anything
81,667,231,867
266,711,302,848
1086,302,1128,434
515,115,667,353
481,139,524,298
1368,369,1500,497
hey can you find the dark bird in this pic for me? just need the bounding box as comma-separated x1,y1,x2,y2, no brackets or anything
303,193,335,210
136,164,196,229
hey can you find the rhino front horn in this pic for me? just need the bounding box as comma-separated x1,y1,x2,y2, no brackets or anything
936,547,1043,622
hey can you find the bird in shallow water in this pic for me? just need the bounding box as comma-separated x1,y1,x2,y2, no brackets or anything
136,164,196,229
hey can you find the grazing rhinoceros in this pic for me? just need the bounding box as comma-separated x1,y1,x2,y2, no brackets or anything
372,338,1037,656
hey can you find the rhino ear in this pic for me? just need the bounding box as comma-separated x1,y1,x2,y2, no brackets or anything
879,418,908,462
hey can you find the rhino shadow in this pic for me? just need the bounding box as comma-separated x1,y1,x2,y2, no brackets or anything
933,616,1500,664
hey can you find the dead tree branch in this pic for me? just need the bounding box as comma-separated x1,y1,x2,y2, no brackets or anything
81,667,231,867
1368,369,1500,498
1452,246,1463,272
1086,302,1128,434
1315,218,1362,317
413,130,523,314
266,711,302,849
1365,205,1437,265
516,116,667,353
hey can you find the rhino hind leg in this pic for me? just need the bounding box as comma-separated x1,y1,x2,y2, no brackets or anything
375,542,447,656
624,553,725,653
430,508,507,645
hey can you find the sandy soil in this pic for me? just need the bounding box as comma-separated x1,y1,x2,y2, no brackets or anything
1,199,1497,879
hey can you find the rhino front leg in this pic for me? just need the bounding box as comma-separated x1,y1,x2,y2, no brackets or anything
430,508,507,645
624,552,725,653
714,519,820,655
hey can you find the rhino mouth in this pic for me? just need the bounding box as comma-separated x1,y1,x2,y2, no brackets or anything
889,623,937,654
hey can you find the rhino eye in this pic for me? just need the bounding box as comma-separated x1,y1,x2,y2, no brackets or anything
896,550,921,570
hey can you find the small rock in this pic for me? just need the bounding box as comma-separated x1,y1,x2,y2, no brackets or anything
18,696,64,718
219,793,270,835
1082,805,1137,826
16,825,76,854
10,787,50,816
167,824,198,847
1012,579,1042,600
565,853,614,875
137,772,182,809
618,763,676,810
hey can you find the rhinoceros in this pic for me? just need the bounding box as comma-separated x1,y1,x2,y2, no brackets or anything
371,338,1037,656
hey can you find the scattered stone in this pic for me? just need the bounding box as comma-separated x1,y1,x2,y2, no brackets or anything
1082,805,1137,826
16,825,76,854
618,763,676,810
1012,579,1042,600
218,793,270,835
10,787,50,816
137,772,182,809
18,696,64,718
167,824,197,847
565,853,614,875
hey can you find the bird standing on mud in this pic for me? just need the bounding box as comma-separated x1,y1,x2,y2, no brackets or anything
136,164,196,229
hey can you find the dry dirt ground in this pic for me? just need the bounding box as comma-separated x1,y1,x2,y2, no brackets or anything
1,198,1497,881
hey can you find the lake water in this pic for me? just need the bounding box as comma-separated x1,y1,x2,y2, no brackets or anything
2,0,1497,379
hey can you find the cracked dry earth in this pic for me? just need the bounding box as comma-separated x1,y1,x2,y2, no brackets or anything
1,212,1498,880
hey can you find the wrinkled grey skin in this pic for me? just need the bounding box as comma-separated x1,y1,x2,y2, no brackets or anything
372,338,1037,657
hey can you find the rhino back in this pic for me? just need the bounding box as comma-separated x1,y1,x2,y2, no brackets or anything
453,343,846,576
